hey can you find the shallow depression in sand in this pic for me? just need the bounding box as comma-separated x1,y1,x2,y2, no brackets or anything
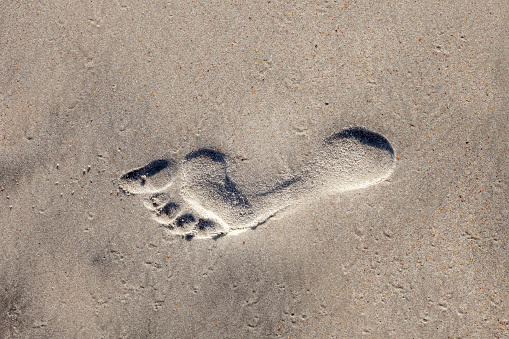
119,127,395,240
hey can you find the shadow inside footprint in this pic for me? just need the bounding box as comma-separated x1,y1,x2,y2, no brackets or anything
119,158,177,194
158,202,179,218
186,149,226,162
326,127,394,154
186,148,251,208
258,177,301,197
119,128,395,240
196,219,215,230
176,213,196,227
120,159,170,182
211,175,250,207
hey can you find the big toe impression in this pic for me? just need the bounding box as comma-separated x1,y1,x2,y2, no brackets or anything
119,159,176,194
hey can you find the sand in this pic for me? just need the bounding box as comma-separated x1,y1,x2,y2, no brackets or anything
1,1,507,338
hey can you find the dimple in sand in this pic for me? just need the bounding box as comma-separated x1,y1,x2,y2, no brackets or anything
119,127,395,240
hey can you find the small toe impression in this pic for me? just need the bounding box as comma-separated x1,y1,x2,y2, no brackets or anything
153,201,180,224
175,213,196,228
193,219,227,240
119,159,175,194
158,202,180,218
196,219,215,230
143,193,171,211
161,212,196,233
163,216,227,240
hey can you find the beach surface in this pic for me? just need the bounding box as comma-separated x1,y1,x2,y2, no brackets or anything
1,1,507,338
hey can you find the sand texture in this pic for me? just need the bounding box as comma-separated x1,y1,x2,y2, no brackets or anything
1,1,507,338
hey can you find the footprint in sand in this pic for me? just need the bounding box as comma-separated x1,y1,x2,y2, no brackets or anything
119,127,395,240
